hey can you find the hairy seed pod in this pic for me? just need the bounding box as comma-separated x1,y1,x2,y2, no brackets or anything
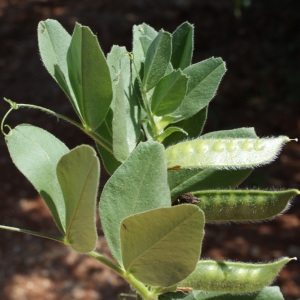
192,189,299,222
165,137,290,169
178,257,295,293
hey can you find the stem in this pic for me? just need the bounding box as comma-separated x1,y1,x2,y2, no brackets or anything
0,225,157,298
0,224,65,243
88,251,158,300
141,89,160,139
1,100,114,154
88,251,126,277
128,55,159,140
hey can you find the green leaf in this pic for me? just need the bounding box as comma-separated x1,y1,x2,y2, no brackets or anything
168,169,253,201
99,141,171,265
57,145,100,253
193,189,299,222
121,205,205,287
159,286,284,300
168,128,257,200
151,70,188,116
94,109,121,175
37,20,78,115
178,258,294,293
143,30,172,92
163,106,208,148
107,45,141,162
157,127,188,143
200,127,257,139
171,22,194,70
171,57,226,121
132,23,158,75
5,124,69,234
96,141,120,175
165,136,290,169
67,23,113,130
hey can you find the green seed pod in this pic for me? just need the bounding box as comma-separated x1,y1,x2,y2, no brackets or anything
192,189,299,222
178,257,295,293
165,137,290,169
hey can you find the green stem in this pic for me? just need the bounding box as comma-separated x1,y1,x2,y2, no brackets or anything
128,54,159,140
141,89,159,139
1,99,114,154
0,224,65,243
88,251,126,277
88,251,158,300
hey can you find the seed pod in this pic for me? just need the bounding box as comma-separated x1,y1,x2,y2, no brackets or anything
178,257,295,293
165,137,290,169
192,189,299,222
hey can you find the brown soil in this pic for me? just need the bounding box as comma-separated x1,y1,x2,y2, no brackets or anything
0,1,300,299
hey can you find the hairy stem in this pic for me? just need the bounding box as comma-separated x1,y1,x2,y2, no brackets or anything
0,224,65,243
88,251,158,300
1,99,114,154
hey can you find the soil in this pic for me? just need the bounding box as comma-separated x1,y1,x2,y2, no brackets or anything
0,0,300,299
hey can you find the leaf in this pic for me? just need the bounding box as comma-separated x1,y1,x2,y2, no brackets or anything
5,124,69,234
165,136,290,169
94,109,121,175
178,258,294,293
57,145,100,253
132,23,158,74
107,45,141,162
168,169,253,201
157,127,188,143
67,23,113,130
193,189,299,222
99,141,171,265
171,57,226,121
151,70,188,116
159,286,284,300
200,127,257,139
167,128,257,200
163,106,208,148
121,205,205,287
38,20,78,115
171,22,194,70
143,30,172,92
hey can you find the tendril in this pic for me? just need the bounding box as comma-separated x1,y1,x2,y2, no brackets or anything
1,98,20,136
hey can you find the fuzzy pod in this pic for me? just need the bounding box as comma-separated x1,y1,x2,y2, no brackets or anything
178,257,295,293
165,136,291,169
192,189,299,222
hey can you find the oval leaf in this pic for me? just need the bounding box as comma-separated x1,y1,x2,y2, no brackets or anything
178,257,294,293
107,45,141,162
57,145,100,253
94,109,121,175
5,124,69,234
132,23,158,75
143,30,172,92
193,189,299,222
163,106,208,148
168,169,253,202
37,20,78,114
165,136,290,169
151,70,188,116
171,22,194,70
67,23,113,130
121,205,205,287
99,141,171,265
171,57,226,121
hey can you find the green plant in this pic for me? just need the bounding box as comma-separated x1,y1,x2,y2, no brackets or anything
0,19,298,300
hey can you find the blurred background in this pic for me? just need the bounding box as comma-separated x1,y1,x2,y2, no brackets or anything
0,0,300,299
